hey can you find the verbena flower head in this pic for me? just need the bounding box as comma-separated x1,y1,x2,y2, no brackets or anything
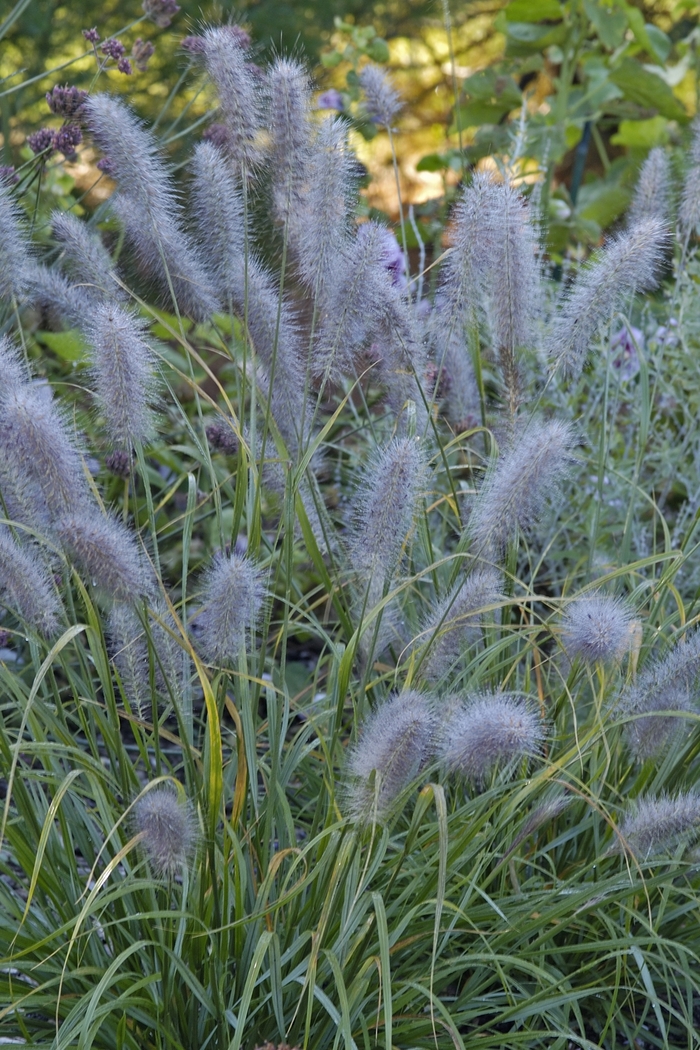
0,527,62,639
86,94,219,320
627,147,673,229
57,510,150,602
439,691,543,786
196,552,265,665
101,39,126,61
468,418,577,561
83,27,100,45
420,569,503,682
132,38,155,72
53,124,82,160
85,302,159,450
46,85,88,119
346,692,436,824
143,0,180,28
561,593,634,666
198,26,264,172
617,792,700,858
27,128,55,156
134,785,196,877
547,218,669,381
619,628,700,761
359,64,402,127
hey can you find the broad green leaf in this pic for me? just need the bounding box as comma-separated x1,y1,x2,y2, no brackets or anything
584,0,626,49
609,58,688,122
610,116,670,148
452,100,512,126
504,0,562,21
461,67,522,107
576,182,631,228
37,328,89,363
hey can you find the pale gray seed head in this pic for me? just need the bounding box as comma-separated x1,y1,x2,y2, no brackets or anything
24,263,91,330
85,301,159,450
57,510,150,602
468,418,577,560
546,218,669,381
134,785,197,877
268,57,313,229
347,691,436,824
561,593,634,665
0,180,31,303
679,119,700,241
199,27,264,172
0,527,62,638
420,569,503,682
0,335,30,395
190,140,246,296
627,148,673,229
196,552,265,665
52,211,123,300
439,691,543,786
359,63,402,128
617,792,700,858
109,600,185,715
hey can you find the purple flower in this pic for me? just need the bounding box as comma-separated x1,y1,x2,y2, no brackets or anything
83,27,100,45
611,324,643,381
117,58,133,75
96,156,116,176
317,89,344,111
53,124,82,159
101,38,126,61
27,128,55,155
143,0,181,28
202,123,229,149
46,85,88,120
132,38,155,72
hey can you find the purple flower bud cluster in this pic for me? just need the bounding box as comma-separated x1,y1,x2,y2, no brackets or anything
27,128,55,155
46,85,88,119
143,0,180,29
28,123,83,161
132,38,155,72
101,38,126,61
83,27,100,45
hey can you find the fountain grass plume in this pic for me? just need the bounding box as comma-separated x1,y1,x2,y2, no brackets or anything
561,593,634,666
24,263,91,330
468,418,577,561
359,64,402,128
420,568,502,682
346,691,436,824
85,301,159,450
199,27,264,173
347,437,427,604
195,552,265,665
618,628,700,760
52,211,123,300
679,119,700,244
86,94,219,320
190,140,245,297
0,335,30,393
109,600,185,716
546,217,669,381
134,785,197,877
438,691,543,786
295,118,356,305
0,527,62,638
268,57,313,232
616,792,700,858
628,148,673,229
57,510,150,603
0,180,31,304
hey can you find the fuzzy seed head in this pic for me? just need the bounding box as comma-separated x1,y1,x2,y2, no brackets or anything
420,569,503,682
561,593,634,665
347,692,436,824
628,148,673,229
469,419,577,560
0,335,30,394
85,302,159,449
439,691,543,785
617,792,700,858
268,57,313,229
0,181,31,304
359,64,402,127
24,263,92,330
0,527,62,638
134,785,196,876
547,218,669,381
109,601,185,715
199,27,264,172
196,553,265,664
52,211,122,300
57,511,150,602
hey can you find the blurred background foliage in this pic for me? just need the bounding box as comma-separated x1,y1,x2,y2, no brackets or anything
2,0,700,254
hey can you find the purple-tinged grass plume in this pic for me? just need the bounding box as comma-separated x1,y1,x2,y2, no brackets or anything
134,785,196,877
616,792,700,858
52,211,123,301
57,510,150,602
195,552,265,665
439,691,543,786
197,27,264,172
0,335,30,393
561,593,634,666
546,218,669,381
109,600,185,715
679,119,700,245
267,57,313,232
346,691,436,824
24,263,92,330
347,437,427,608
0,527,62,638
84,302,159,450
618,629,700,761
0,181,32,304
86,94,219,320
627,148,673,229
420,569,502,682
359,64,402,128
468,419,577,561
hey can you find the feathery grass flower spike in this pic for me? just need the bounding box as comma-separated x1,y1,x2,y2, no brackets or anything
617,792,700,858
628,147,673,229
57,511,150,602
420,569,502,682
134,785,196,877
359,64,402,127
0,528,62,639
196,552,265,665
439,691,543,786
561,593,634,666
